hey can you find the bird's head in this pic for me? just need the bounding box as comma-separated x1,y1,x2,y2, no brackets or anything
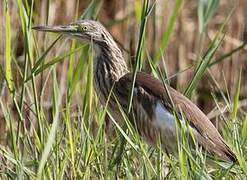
33,20,110,44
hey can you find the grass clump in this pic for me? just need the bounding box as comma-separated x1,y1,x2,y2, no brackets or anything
0,0,246,179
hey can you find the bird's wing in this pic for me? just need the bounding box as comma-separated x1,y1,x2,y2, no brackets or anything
115,72,236,162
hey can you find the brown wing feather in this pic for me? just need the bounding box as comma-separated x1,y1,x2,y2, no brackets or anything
118,72,236,162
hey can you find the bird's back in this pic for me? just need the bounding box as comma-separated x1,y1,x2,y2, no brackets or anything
114,72,236,162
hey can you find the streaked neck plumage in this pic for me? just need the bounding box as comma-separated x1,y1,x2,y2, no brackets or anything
93,35,129,103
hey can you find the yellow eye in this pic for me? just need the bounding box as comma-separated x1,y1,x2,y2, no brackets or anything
79,25,87,31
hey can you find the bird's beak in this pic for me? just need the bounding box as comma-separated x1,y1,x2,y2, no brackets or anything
32,25,77,33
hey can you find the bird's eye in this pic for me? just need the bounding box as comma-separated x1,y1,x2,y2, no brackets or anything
79,25,87,32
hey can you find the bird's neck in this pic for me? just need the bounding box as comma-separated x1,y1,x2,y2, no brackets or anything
93,42,129,100
94,42,128,81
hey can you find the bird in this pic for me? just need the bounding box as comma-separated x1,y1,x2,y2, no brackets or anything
33,19,237,162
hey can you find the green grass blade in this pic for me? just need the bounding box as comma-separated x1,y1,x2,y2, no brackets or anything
69,47,88,99
25,45,85,82
108,113,138,152
242,114,247,142
127,0,151,113
184,2,235,98
134,0,142,22
231,69,241,120
209,42,246,67
37,69,61,179
67,40,76,95
153,0,183,66
198,0,219,33
184,33,224,98
82,44,94,128
32,35,62,72
4,1,14,92
80,0,103,19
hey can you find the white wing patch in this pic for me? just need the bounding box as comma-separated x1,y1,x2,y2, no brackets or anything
154,101,175,130
152,101,178,153
154,101,200,145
